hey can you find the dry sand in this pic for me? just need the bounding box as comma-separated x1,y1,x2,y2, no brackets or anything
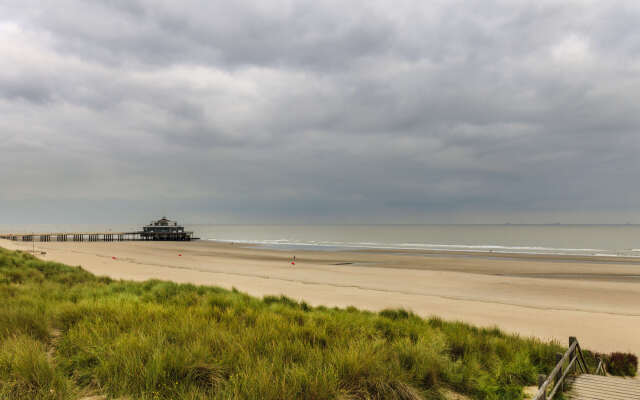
3,239,640,355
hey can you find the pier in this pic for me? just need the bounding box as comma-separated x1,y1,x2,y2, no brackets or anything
0,232,146,242
0,217,195,242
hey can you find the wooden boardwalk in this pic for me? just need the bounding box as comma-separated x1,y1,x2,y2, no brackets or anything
533,337,639,400
566,374,640,399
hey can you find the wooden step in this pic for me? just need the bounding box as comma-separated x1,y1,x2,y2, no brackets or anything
566,374,640,399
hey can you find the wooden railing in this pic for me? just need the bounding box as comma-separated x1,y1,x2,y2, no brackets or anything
594,358,607,376
533,336,606,400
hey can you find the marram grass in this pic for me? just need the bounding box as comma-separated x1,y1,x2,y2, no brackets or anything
0,247,584,399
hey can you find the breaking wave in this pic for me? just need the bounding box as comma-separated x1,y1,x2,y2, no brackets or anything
206,238,638,257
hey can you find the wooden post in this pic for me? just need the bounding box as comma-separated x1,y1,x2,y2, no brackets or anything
538,374,546,400
569,336,577,373
556,352,563,392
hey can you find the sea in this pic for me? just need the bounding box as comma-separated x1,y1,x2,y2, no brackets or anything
2,223,640,258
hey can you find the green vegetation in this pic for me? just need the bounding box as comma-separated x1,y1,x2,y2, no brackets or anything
599,352,638,377
0,247,605,399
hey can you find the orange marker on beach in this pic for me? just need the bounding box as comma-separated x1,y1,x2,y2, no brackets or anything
112,256,116,260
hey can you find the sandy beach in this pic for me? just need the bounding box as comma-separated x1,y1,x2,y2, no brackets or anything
3,238,640,355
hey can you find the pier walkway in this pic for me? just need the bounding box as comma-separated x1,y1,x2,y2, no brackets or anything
0,232,145,242
0,217,195,241
0,218,196,242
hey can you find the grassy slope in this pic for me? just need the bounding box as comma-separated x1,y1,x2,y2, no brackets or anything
0,247,586,400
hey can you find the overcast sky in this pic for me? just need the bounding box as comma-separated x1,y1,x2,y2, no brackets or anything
1,1,640,224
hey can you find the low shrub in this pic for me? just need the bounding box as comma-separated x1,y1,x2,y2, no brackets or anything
600,352,638,376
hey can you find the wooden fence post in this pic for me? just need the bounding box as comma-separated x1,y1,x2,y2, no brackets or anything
538,374,546,400
556,352,564,392
569,337,577,372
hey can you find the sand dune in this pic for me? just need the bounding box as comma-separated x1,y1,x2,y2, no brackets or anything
3,239,640,354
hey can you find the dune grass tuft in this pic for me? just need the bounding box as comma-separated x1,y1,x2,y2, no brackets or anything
0,335,76,400
0,247,606,399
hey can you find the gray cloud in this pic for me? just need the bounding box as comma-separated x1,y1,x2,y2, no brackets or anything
1,0,640,224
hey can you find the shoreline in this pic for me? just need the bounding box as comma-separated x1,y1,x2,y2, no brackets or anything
207,239,640,262
361,247,640,264
3,238,640,355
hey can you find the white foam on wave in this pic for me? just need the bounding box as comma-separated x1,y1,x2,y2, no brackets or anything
204,238,637,257
395,243,605,252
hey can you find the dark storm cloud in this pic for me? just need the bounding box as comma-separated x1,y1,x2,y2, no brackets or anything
1,0,640,224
